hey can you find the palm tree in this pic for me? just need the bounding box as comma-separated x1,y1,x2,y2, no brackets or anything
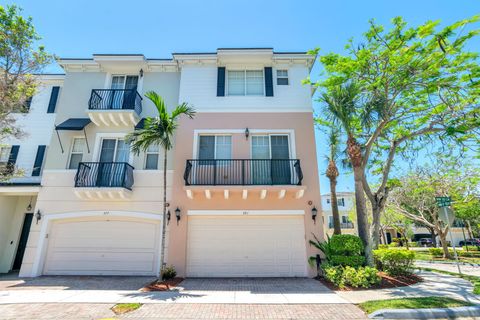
326,127,341,235
126,91,195,278
320,82,373,264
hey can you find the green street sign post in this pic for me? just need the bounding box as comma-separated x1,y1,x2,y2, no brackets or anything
435,196,461,274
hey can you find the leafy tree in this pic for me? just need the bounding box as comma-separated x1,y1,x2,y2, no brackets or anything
455,199,480,239
311,16,480,256
126,92,195,274
0,5,53,140
324,127,342,234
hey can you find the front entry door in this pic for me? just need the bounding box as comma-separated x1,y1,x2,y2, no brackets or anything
271,135,291,184
12,213,33,270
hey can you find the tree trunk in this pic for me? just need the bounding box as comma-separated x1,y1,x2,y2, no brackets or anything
466,220,474,239
372,205,381,249
347,135,372,265
329,177,341,235
353,165,372,264
159,148,168,278
426,226,437,248
438,228,452,259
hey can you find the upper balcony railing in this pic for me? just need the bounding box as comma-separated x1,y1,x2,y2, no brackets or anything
184,159,303,186
88,89,142,114
75,162,134,190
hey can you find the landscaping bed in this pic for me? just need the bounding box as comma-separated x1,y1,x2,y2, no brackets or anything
141,277,184,291
317,272,422,291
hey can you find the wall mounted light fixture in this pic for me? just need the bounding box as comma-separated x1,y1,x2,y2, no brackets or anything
26,196,33,212
139,69,144,77
167,210,171,225
311,206,318,224
245,128,249,140
35,210,42,224
175,207,181,225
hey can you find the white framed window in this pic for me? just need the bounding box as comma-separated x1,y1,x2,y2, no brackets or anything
68,138,86,169
251,134,290,159
198,135,232,159
145,144,160,170
0,146,11,164
277,69,289,85
227,70,264,96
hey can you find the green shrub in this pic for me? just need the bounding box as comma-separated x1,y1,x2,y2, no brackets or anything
463,246,480,251
161,265,177,280
322,264,380,289
378,244,389,249
429,248,443,257
389,242,399,247
330,255,366,267
459,250,477,257
373,248,415,276
330,234,364,256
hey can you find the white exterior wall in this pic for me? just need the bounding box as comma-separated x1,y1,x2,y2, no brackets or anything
178,65,312,112
2,77,63,182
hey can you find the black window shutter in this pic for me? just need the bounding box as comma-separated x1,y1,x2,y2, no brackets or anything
24,96,33,112
47,86,60,113
265,67,273,97
32,145,46,176
8,145,20,165
217,67,225,97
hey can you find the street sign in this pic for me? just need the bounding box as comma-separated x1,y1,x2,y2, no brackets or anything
435,196,452,208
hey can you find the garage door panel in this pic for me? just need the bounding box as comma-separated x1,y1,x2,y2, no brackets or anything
44,217,159,276
187,215,307,277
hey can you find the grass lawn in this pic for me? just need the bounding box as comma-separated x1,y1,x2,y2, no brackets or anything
415,250,480,264
419,267,480,295
111,303,142,315
359,297,474,314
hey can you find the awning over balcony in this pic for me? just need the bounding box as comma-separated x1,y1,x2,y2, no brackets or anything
55,118,91,153
135,118,146,130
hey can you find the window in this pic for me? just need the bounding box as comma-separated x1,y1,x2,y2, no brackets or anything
227,70,264,96
338,197,345,207
0,146,11,164
198,135,231,159
326,198,330,204
68,138,86,169
145,144,159,170
277,70,289,85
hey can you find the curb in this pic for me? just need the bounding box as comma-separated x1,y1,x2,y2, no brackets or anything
369,306,480,319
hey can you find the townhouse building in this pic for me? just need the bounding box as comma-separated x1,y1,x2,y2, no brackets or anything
322,192,356,237
0,75,63,273
14,48,323,278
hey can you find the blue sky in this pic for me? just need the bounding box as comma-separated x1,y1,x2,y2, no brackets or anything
6,0,479,192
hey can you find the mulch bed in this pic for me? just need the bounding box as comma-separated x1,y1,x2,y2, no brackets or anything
141,277,184,292
317,272,422,291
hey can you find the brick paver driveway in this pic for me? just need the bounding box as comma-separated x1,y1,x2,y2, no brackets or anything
0,303,367,319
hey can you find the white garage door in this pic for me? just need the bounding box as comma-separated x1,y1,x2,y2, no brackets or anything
44,217,160,276
187,215,307,277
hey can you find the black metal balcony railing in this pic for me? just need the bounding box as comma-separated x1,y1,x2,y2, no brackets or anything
75,162,134,190
184,159,303,186
88,89,142,114
328,222,355,229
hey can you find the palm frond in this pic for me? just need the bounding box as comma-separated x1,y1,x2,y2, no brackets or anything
171,103,196,120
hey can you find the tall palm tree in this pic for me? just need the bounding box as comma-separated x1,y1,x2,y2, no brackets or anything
320,82,373,264
326,127,341,235
126,91,195,277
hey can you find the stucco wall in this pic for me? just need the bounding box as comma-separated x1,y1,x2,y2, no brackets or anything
167,112,323,277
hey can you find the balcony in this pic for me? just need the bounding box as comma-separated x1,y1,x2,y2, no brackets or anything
328,222,354,229
87,89,142,127
73,162,134,200
183,159,305,200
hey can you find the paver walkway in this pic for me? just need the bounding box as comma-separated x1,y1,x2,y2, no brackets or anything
0,303,367,319
416,261,480,276
337,270,480,304
0,277,348,304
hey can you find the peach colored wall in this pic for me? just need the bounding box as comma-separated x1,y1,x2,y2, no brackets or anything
168,112,324,277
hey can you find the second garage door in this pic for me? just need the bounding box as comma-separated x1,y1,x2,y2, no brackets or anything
187,215,307,277
44,217,160,276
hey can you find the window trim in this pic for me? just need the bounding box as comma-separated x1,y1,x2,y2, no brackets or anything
226,69,265,96
196,134,233,160
144,144,160,170
67,136,87,170
276,69,289,85
92,133,133,164
250,133,293,160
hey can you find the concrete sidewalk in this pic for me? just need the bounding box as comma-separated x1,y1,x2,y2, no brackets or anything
0,278,349,305
337,270,480,304
416,261,480,276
